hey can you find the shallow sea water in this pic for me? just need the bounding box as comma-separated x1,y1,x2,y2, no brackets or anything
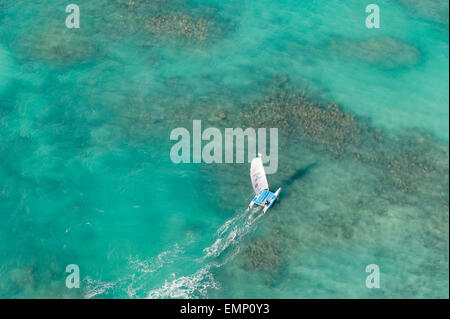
0,0,448,298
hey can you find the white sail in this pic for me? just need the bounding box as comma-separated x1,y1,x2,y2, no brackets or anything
250,156,269,195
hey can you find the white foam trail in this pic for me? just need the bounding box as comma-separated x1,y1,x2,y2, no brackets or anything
84,277,116,299
147,206,266,299
86,206,266,299
147,266,219,299
84,244,183,299
129,243,182,274
202,207,264,259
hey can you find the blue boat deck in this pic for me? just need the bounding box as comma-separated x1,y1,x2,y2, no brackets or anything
253,189,276,206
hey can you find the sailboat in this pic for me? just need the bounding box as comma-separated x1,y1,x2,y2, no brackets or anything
248,154,281,213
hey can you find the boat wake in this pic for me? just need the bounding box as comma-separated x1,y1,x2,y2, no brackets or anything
203,206,266,260
146,206,266,299
84,206,266,299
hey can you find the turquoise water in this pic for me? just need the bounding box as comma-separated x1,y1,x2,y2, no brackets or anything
0,0,448,298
